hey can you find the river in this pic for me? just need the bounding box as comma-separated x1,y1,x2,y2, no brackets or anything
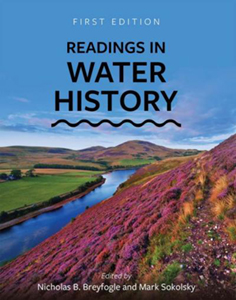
0,169,135,265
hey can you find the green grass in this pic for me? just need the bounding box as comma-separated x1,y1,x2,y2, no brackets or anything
159,262,181,284
58,171,102,176
139,218,192,280
0,173,99,212
181,243,193,253
118,159,155,166
214,259,221,267
146,234,184,267
227,226,236,242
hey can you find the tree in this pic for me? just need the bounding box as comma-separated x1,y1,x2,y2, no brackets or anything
0,211,8,222
0,173,8,180
10,169,22,179
25,169,36,177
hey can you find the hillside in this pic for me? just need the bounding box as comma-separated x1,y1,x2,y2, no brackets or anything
117,156,193,192
0,146,101,169
77,140,200,165
0,136,235,299
0,141,200,169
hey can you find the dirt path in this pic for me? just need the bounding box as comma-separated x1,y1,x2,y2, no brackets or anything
173,200,236,296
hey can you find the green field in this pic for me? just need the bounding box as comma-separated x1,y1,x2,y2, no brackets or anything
119,158,155,166
0,172,100,212
59,171,102,176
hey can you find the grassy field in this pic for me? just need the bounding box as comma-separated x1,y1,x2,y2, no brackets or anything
0,171,100,212
118,158,155,166
0,147,105,169
118,156,194,192
0,157,104,170
0,169,102,176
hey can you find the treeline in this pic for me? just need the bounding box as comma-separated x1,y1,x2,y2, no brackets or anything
0,176,103,224
0,169,37,181
109,164,149,170
34,163,145,171
34,163,102,171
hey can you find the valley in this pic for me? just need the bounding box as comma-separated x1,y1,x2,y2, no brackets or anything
0,141,200,223
0,140,200,169
0,136,235,299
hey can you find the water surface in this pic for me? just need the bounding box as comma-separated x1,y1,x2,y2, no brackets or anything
0,169,135,264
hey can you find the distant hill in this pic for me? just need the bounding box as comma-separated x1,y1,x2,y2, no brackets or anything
0,141,201,169
78,146,106,153
1,135,235,299
77,140,200,163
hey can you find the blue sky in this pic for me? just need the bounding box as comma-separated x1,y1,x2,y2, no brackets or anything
0,0,235,150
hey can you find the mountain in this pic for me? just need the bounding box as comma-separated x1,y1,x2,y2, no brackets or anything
0,141,200,169
78,146,106,153
77,140,200,163
0,135,235,299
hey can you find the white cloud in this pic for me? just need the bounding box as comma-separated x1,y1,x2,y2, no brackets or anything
12,96,30,103
188,131,236,144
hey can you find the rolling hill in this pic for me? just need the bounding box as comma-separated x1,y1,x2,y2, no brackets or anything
77,140,200,166
0,141,200,169
0,135,235,300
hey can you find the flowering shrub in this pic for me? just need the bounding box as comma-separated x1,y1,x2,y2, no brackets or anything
1,134,236,298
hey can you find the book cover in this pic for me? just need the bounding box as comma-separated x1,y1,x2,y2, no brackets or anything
0,0,235,299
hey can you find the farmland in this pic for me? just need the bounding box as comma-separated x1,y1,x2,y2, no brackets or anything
0,170,101,212
118,158,155,166
0,141,200,169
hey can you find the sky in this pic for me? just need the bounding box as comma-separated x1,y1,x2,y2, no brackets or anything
0,0,235,150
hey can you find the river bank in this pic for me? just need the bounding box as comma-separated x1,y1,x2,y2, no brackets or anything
0,169,136,265
0,178,105,231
